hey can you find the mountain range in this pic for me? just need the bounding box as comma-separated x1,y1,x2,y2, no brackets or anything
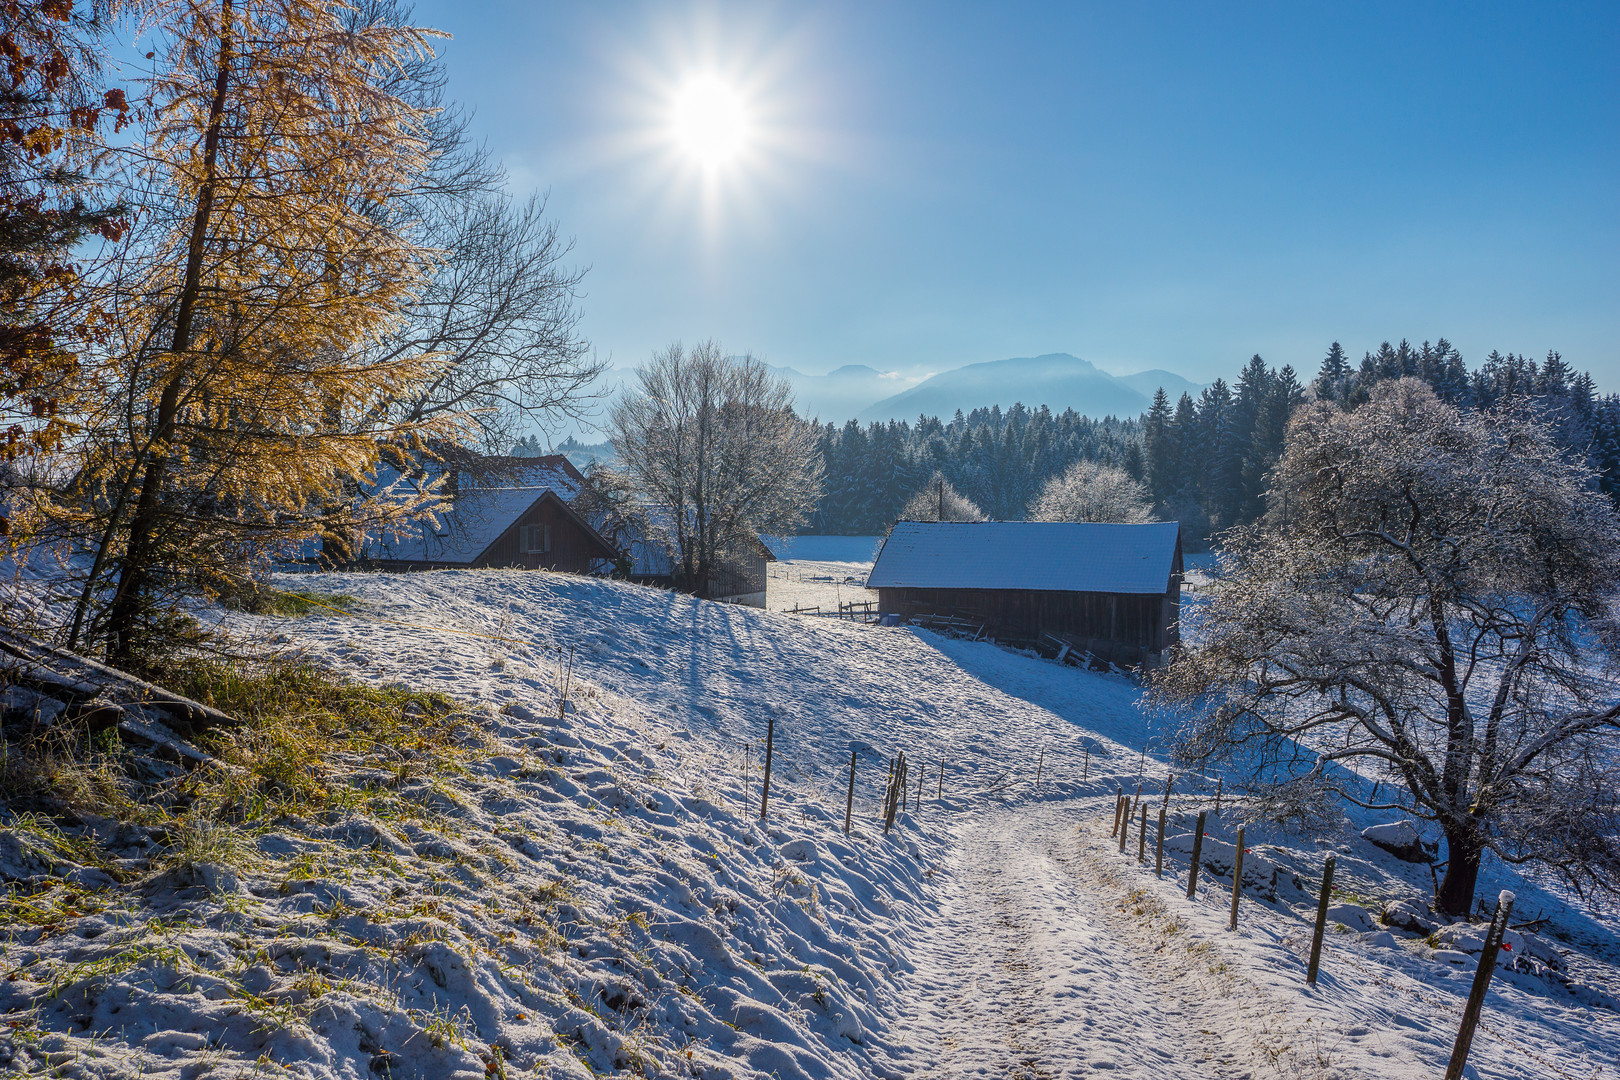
567,353,1205,441
848,353,1203,424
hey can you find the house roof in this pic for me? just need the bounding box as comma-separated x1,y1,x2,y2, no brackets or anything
372,485,614,566
866,521,1181,594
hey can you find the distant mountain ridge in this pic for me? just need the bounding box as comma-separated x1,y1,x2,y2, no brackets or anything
855,353,1203,423
764,363,916,424
556,354,1204,442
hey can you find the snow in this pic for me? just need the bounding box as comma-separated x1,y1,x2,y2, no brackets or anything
867,521,1180,593
2,566,1617,1078
766,560,878,614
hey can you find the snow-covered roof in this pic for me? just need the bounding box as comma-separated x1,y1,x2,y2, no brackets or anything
357,456,593,565
370,488,559,564
866,521,1180,594
493,459,583,500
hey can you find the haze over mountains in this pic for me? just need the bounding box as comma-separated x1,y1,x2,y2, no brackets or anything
566,353,1205,443
846,353,1204,424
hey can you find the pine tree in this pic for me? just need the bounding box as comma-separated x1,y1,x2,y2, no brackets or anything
1312,341,1349,404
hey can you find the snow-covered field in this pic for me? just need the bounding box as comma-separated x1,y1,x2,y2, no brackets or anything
766,560,877,616
764,536,881,616
2,566,1617,1078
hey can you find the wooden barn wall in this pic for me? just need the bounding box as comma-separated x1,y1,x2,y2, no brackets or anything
877,586,1177,656
708,549,768,600
475,500,607,573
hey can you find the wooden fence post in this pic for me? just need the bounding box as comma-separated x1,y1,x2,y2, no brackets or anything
844,750,856,834
1306,854,1337,986
558,645,575,719
883,756,896,834
937,760,944,800
1119,798,1131,853
1137,802,1148,862
759,715,775,821
885,753,907,834
1214,776,1222,816
1111,792,1124,837
1082,748,1088,781
1186,811,1207,899
1035,747,1044,787
1444,891,1516,1080
1228,825,1246,930
1155,806,1166,877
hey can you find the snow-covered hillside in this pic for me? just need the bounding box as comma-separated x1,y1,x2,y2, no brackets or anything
2,567,1616,1078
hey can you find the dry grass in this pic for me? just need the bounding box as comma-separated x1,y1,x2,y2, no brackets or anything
2,654,477,836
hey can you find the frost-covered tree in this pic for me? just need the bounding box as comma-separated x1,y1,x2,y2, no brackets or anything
895,470,984,526
1028,460,1152,523
610,342,822,595
1154,379,1620,915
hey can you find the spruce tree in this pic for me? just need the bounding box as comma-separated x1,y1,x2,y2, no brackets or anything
1143,387,1174,508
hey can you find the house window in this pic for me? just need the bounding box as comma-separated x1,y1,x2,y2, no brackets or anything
519,523,552,554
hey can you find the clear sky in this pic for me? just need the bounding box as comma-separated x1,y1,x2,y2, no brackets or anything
403,0,1618,386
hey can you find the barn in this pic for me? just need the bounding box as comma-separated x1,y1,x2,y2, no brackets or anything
619,521,776,608
352,455,621,573
866,520,1183,667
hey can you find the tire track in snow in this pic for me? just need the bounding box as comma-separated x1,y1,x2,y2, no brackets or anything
902,801,1230,1079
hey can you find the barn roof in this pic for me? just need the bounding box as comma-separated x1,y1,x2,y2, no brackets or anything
866,521,1181,594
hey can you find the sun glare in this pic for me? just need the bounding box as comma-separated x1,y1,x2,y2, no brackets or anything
672,75,749,166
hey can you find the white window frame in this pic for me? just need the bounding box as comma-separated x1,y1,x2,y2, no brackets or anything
519,523,552,554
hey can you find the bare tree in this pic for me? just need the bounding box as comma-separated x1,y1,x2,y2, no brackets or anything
368,191,598,457
346,2,600,458
610,342,822,595
1153,380,1620,915
895,471,985,525
1028,460,1153,523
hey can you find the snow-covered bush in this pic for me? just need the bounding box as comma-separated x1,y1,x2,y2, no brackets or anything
1028,459,1153,523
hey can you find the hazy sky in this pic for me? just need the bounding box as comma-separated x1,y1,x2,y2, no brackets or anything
404,0,1618,385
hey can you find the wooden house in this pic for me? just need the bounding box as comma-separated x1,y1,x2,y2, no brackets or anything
353,455,620,573
866,520,1183,666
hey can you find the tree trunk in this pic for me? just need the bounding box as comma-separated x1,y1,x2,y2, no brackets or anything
104,1,234,663
1437,820,1483,917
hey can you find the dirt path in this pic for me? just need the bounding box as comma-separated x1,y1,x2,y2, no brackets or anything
896,797,1282,1079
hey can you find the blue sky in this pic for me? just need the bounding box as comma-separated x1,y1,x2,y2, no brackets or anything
404,0,1618,386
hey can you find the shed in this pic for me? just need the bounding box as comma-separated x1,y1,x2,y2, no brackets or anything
353,455,620,573
614,513,776,607
866,520,1183,666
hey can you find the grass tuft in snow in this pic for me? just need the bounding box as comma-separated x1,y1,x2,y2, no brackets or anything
166,655,477,813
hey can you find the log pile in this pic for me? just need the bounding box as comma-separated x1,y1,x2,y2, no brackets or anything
0,627,240,771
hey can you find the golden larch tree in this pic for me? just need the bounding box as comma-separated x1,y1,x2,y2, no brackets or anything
28,0,453,659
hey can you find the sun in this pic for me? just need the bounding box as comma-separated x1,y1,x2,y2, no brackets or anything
672,75,749,166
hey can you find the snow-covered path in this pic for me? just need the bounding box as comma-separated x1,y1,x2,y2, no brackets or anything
906,802,1216,1079
223,568,1616,1080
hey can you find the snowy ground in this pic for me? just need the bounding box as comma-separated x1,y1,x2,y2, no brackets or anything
2,566,1617,1078
766,560,877,616
762,536,881,618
